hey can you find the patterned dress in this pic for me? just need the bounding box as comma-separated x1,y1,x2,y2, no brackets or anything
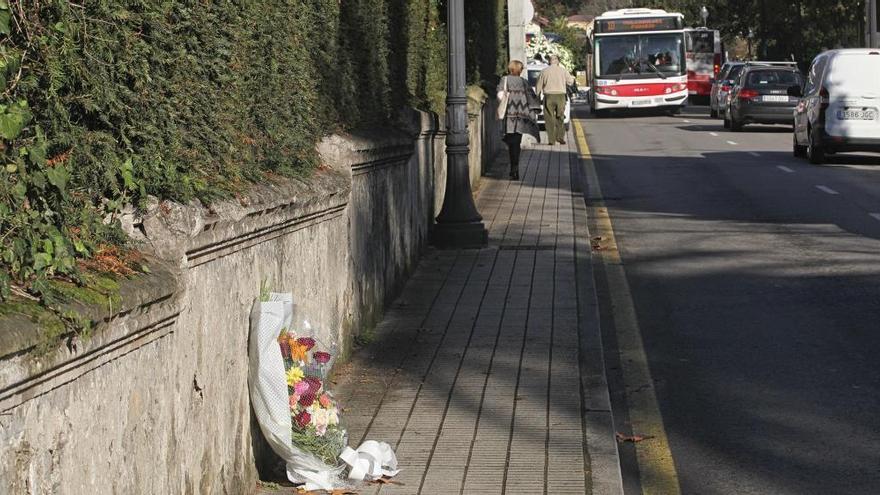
497,75,540,140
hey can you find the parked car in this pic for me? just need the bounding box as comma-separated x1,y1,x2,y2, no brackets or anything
724,63,803,131
527,62,572,130
710,62,745,118
792,49,880,164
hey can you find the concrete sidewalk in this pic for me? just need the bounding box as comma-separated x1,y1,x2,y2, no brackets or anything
333,131,622,494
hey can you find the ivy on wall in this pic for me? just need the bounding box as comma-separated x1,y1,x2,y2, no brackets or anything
0,0,504,307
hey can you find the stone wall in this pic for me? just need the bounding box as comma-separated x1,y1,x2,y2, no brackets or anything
0,104,499,494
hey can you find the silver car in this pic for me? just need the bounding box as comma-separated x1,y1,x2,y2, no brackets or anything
710,62,744,119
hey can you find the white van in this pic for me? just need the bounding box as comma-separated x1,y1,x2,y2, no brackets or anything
792,49,880,164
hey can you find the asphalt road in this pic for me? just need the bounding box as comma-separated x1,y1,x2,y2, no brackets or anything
578,105,880,494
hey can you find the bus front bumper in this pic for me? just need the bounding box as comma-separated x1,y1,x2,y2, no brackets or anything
594,92,688,110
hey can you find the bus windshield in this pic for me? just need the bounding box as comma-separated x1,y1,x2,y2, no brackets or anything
686,31,714,53
596,34,685,78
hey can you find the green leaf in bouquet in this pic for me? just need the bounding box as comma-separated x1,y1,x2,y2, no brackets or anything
291,426,347,466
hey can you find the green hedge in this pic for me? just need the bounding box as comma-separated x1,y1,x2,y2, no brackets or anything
0,0,504,307
465,0,508,88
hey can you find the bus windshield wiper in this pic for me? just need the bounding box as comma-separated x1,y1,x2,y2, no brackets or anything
643,60,668,79
616,60,640,81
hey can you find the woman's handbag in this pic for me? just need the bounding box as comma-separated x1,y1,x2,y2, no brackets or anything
496,76,509,120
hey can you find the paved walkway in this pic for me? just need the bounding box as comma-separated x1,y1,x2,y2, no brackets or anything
334,131,621,495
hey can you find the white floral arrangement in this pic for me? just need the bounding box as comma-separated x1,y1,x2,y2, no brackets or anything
527,32,575,70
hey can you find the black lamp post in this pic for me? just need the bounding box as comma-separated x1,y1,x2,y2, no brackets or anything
432,0,488,249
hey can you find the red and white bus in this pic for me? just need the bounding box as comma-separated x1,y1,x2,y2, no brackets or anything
684,27,724,100
589,9,688,116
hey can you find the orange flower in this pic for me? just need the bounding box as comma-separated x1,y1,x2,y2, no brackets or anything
290,342,310,363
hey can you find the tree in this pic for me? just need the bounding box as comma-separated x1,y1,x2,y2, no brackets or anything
546,17,590,70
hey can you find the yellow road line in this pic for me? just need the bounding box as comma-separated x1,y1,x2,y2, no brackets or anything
573,120,681,495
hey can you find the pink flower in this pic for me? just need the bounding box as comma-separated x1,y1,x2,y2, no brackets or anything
313,351,331,364
294,381,310,396
294,411,311,429
289,394,300,409
319,393,332,408
297,337,316,351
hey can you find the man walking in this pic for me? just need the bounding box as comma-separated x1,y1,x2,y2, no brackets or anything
536,54,574,145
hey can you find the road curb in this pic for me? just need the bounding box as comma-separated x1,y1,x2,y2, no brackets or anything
568,122,626,495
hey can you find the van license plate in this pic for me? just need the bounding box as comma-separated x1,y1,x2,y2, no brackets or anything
837,110,877,120
763,95,788,102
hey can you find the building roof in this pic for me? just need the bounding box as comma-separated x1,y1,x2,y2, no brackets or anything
567,14,594,23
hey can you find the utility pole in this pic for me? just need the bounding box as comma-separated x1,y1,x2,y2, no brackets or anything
432,0,488,248
868,0,880,48
758,0,767,58
508,0,534,65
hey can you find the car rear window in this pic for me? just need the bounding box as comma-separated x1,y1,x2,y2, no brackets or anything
727,65,744,81
746,70,802,87
527,70,541,87
718,64,733,79
827,54,880,94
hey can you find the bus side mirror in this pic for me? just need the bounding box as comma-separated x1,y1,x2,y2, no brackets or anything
787,85,803,97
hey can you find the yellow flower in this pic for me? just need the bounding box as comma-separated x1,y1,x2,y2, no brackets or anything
286,366,304,386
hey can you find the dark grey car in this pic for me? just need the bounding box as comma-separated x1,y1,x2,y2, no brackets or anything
725,66,803,132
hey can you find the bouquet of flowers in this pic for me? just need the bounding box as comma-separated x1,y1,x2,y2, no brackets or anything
278,326,347,466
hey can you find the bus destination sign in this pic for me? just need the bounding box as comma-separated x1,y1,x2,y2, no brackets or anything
596,17,681,34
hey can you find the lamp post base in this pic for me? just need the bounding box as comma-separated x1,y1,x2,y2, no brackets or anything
432,221,488,249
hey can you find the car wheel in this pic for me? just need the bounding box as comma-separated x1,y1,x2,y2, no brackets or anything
792,132,807,158
730,117,743,132
807,127,824,164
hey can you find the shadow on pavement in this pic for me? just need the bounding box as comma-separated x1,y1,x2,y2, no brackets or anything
332,135,880,494
586,146,880,494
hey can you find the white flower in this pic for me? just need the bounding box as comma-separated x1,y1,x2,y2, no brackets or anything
527,33,575,70
327,408,339,426
310,406,330,436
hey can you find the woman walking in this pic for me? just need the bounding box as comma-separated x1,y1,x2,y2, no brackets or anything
497,60,540,180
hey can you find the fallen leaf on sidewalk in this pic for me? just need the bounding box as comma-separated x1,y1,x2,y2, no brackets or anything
369,477,404,486
616,432,655,443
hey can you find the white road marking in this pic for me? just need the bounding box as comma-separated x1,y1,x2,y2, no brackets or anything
682,119,691,123
726,140,738,145
709,132,719,136
869,213,880,222
777,165,794,173
815,185,839,195
748,151,761,157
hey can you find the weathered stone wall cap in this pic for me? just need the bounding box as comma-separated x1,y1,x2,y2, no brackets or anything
318,129,415,173
141,170,351,261
0,257,179,364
